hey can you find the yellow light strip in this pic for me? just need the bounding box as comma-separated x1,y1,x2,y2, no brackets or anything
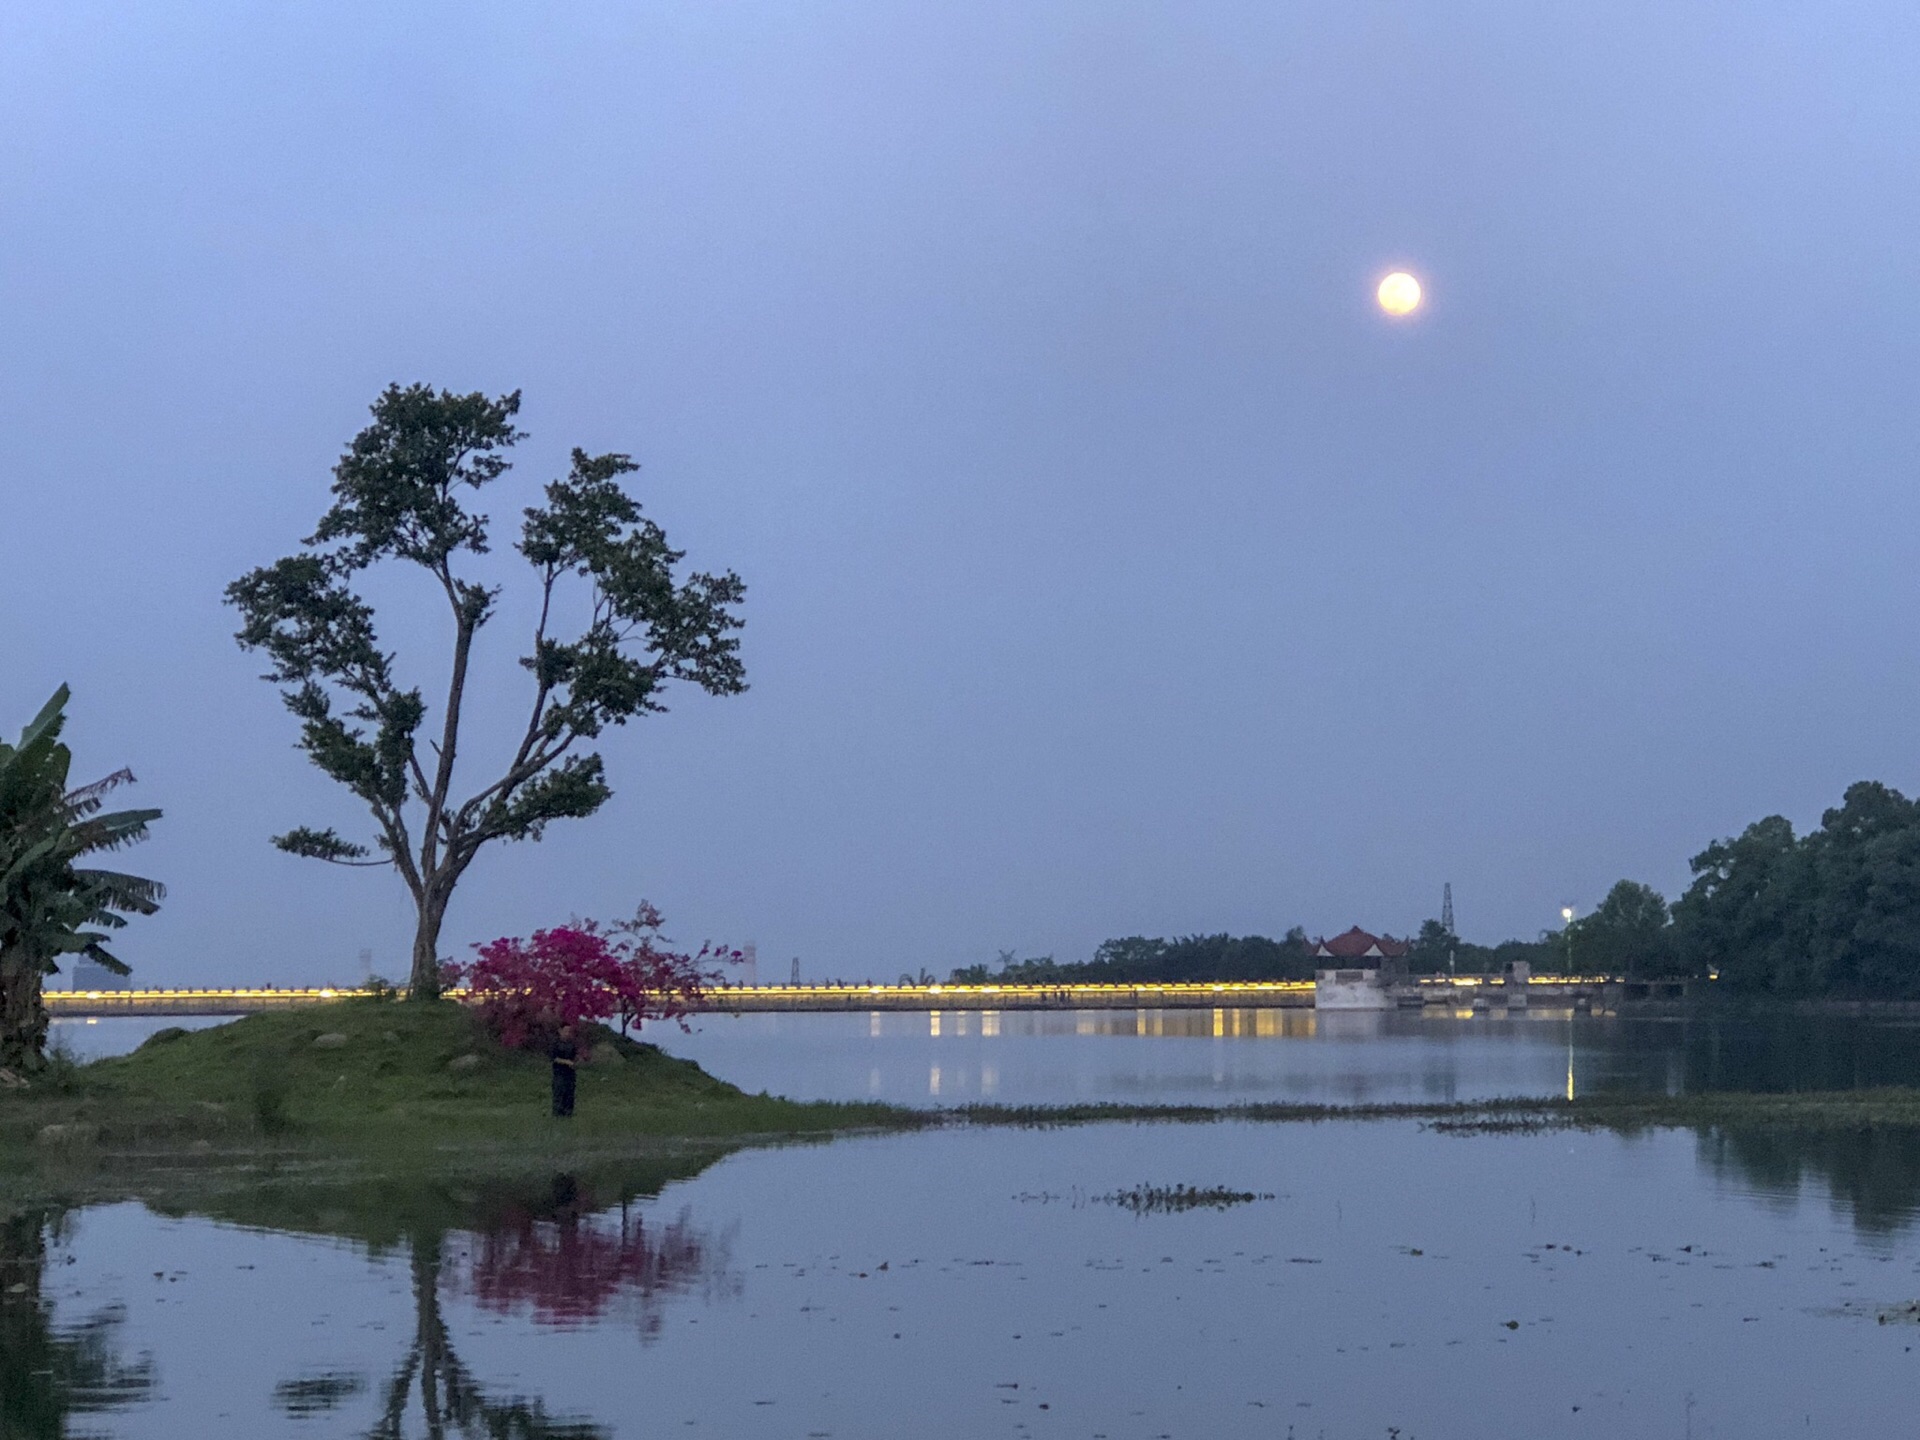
46,974,1646,1006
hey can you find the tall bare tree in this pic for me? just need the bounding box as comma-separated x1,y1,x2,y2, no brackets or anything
227,385,745,999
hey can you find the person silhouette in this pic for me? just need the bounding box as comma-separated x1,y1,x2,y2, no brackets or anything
550,1025,579,1118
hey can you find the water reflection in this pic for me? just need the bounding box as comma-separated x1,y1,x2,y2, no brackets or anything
14,1111,1920,1438
0,1206,154,1438
243,1162,738,1436
5,1153,740,1437
655,1005,1920,1109
457,1174,738,1334
348,1229,609,1440
1700,1125,1920,1235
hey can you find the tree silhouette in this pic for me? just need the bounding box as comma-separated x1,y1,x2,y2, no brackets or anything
0,1206,154,1439
228,385,746,999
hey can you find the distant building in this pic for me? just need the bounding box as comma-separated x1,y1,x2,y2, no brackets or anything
69,960,132,992
1312,927,1411,1011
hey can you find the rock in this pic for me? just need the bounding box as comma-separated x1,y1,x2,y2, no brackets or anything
446,1053,481,1072
382,1031,401,1044
0,1068,29,1090
36,1123,100,1147
313,1033,349,1049
189,1140,213,1155
590,1047,622,1066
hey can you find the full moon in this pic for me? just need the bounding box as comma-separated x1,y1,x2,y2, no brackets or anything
1376,271,1423,316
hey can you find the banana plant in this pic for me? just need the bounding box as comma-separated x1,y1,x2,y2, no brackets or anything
0,686,162,1072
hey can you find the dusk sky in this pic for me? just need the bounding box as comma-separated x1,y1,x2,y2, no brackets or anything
6,3,1919,985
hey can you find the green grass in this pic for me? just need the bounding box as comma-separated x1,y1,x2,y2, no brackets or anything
0,998,918,1173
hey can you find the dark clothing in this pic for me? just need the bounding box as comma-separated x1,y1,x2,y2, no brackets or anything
550,1039,578,1118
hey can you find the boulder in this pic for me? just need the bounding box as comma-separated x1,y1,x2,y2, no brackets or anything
0,1068,29,1091
446,1053,481,1073
312,1033,350,1049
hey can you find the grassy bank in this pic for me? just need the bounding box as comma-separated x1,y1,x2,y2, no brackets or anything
0,998,918,1171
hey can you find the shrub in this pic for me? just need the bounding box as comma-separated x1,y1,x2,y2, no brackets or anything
251,1061,293,1135
445,904,736,1052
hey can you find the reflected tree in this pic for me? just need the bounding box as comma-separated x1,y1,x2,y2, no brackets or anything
365,1235,606,1440
1697,1125,1920,1237
268,1166,737,1437
458,1174,737,1337
0,1207,153,1440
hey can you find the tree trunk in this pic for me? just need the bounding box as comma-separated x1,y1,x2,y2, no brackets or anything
0,946,49,1074
409,893,448,1002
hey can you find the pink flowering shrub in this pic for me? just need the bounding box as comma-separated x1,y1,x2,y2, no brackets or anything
445,904,736,1051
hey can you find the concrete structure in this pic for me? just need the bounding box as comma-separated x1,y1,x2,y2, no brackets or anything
67,960,131,991
1312,927,1412,1010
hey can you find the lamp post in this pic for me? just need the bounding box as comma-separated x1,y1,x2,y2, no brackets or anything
1561,906,1576,978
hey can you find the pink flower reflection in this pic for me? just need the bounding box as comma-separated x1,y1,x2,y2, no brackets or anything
456,1198,738,1337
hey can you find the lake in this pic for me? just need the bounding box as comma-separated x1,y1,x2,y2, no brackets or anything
17,1007,1920,1438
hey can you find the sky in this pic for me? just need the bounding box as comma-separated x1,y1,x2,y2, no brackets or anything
5,2,1920,986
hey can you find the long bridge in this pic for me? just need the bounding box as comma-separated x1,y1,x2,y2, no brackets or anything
45,976,1682,1019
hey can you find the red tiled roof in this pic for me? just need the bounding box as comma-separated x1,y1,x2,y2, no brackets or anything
1313,926,1411,962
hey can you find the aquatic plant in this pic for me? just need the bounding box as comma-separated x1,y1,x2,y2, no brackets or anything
1100,1183,1274,1215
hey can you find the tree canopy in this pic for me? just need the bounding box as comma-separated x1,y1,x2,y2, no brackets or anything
1569,880,1672,977
1673,782,1920,997
227,384,746,999
950,931,1317,985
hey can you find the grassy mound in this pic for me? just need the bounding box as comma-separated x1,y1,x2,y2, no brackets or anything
0,999,911,1161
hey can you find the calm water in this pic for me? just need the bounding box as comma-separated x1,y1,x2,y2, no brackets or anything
57,1006,1920,1106
16,1009,1920,1438
650,1005,1920,1106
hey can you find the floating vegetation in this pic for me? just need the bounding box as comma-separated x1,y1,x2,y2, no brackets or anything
1103,1183,1273,1215
1015,1184,1276,1214
272,1373,367,1416
1426,1114,1558,1135
1816,1299,1920,1326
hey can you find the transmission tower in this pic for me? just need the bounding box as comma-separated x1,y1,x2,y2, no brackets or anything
1441,883,1456,977
790,956,801,986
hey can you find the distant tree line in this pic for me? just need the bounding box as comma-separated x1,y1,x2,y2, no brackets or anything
950,933,1320,986
954,780,1920,1000
949,933,1320,985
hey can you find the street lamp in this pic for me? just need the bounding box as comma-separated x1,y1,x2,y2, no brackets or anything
1560,905,1579,1096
